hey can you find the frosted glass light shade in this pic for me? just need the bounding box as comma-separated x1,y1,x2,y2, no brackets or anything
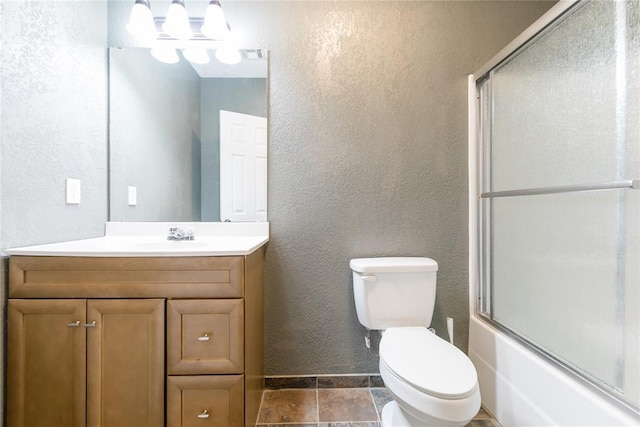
182,48,210,64
215,47,241,65
163,0,192,40
151,46,180,64
126,0,157,42
201,0,229,40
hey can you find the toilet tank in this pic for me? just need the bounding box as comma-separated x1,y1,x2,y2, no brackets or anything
350,257,438,330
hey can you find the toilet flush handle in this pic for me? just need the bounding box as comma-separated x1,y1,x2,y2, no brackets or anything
361,274,376,282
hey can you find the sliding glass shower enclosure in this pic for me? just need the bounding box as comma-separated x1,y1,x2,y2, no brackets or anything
472,0,639,413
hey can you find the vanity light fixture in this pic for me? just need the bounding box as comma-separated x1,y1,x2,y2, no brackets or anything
126,0,240,66
127,0,231,42
201,0,230,41
163,0,192,40
126,0,157,41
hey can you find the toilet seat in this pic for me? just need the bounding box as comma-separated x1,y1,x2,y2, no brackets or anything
380,327,478,399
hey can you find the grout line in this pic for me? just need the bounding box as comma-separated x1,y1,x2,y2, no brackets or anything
256,421,316,425
256,388,266,425
257,387,499,426
369,388,381,423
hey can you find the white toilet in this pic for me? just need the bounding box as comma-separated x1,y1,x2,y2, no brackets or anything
350,257,481,426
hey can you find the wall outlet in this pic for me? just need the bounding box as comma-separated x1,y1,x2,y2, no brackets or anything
65,178,81,204
128,186,137,206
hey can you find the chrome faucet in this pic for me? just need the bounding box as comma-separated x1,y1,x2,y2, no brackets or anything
167,227,195,241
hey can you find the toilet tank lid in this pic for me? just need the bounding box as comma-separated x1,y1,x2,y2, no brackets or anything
350,257,438,273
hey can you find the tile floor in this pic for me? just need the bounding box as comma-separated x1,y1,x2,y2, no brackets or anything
256,387,501,426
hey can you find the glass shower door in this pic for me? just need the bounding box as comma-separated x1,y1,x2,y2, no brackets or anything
477,0,640,411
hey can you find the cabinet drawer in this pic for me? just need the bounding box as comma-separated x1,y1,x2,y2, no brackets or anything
168,300,244,375
167,375,243,427
9,256,243,298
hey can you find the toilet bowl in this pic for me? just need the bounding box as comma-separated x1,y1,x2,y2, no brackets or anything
349,257,481,426
379,327,480,426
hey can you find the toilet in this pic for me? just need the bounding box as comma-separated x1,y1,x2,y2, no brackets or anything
350,257,481,426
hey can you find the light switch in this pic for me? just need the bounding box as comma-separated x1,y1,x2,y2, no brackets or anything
65,178,81,204
128,186,137,206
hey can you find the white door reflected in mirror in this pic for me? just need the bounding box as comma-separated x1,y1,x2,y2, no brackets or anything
220,110,267,222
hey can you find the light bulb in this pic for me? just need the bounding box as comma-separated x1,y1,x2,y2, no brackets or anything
215,46,241,65
151,46,180,64
163,0,192,40
126,0,157,42
201,0,229,41
183,48,210,65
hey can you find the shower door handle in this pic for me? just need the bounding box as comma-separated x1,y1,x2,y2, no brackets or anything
480,179,640,199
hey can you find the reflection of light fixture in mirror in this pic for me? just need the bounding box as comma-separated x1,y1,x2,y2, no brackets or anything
182,48,210,64
126,0,157,41
163,0,192,40
151,46,180,64
201,0,230,41
215,46,241,65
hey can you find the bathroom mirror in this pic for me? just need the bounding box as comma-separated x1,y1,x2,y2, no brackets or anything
108,47,268,222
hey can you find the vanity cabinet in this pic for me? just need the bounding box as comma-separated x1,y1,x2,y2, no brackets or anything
7,247,265,427
7,299,164,427
166,299,245,426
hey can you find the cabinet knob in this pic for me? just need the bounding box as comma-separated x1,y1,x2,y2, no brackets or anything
197,409,210,419
66,321,81,328
197,333,211,342
83,321,96,328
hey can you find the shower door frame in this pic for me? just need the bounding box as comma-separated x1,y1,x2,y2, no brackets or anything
469,0,639,418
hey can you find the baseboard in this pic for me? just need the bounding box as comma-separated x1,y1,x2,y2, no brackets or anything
265,374,384,390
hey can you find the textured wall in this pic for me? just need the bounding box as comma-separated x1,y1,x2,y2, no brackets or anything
201,78,267,222
109,47,201,221
223,1,555,374
1,1,108,249
0,1,555,388
0,0,109,422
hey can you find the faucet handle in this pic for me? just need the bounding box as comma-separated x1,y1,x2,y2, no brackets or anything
168,226,193,240
185,227,195,240
167,227,178,240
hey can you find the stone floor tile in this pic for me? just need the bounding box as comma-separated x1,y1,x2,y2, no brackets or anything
467,419,502,427
369,388,393,419
473,406,494,419
317,388,379,423
319,423,380,427
258,389,318,424
257,424,317,427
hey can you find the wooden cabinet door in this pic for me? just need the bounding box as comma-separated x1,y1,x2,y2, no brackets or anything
86,299,165,427
7,299,86,427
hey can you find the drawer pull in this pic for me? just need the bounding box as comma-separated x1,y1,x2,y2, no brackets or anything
67,321,81,328
84,321,96,328
198,333,210,342
197,410,210,419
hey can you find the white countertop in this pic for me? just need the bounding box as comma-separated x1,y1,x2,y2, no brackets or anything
5,222,269,257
